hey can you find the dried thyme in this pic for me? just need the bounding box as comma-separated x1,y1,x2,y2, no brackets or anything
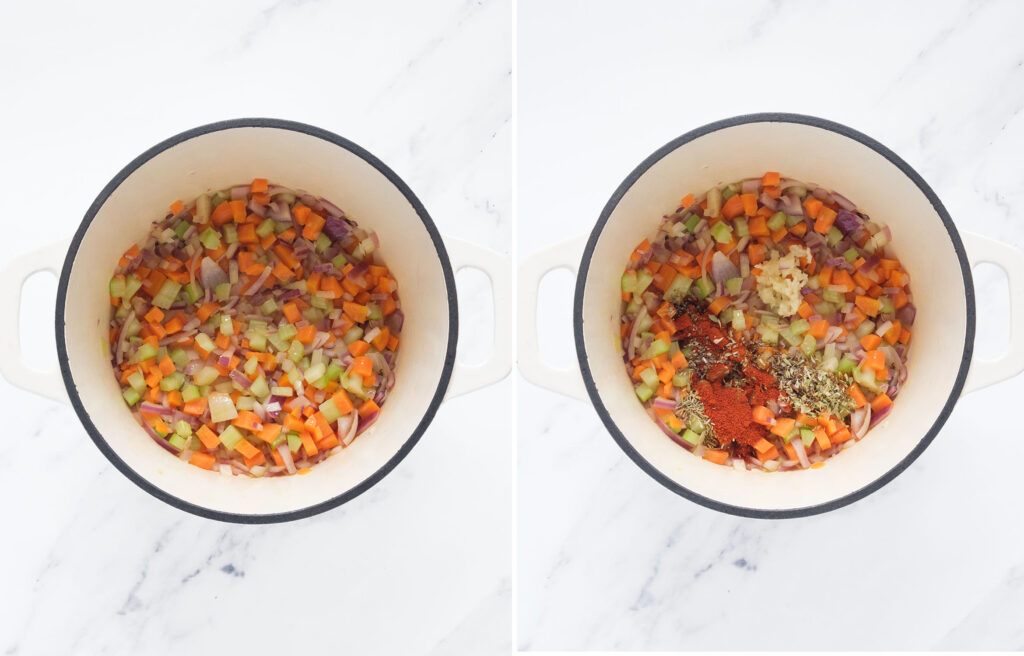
770,352,853,418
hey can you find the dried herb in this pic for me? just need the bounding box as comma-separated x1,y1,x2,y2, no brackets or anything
771,352,853,418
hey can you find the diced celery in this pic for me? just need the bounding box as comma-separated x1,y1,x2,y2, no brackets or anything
800,428,816,448
266,332,288,352
243,356,259,376
199,227,221,250
132,343,158,364
270,432,287,449
855,320,876,339
184,281,203,304
367,303,382,321
278,324,298,342
814,301,836,317
837,356,857,374
310,294,332,311
194,333,216,353
173,221,189,238
672,372,689,387
304,362,327,384
126,370,146,393
223,224,238,244
109,276,126,298
879,296,894,314
639,366,659,388
710,221,733,244
152,280,182,310
635,384,654,402
319,398,341,424
720,307,734,324
721,184,737,201
195,194,211,223
219,314,234,336
790,318,810,336
843,247,859,263
758,325,779,345
270,386,293,397
634,270,654,296
288,339,304,363
732,310,746,331
287,432,303,454
786,213,803,227
625,296,642,317
341,372,366,399
218,425,244,451
256,218,276,238
662,274,692,304
211,191,228,208
316,233,331,253
249,332,267,352
621,270,638,294
123,274,143,301
767,212,787,231
683,214,701,232
688,416,706,433
641,339,670,360
822,288,845,304
235,395,255,411
181,383,201,402
174,420,192,437
326,363,344,382
209,393,238,423
706,186,723,217
250,375,270,400
681,428,700,446
733,217,749,237
331,252,348,269
122,388,141,406
168,434,188,451
827,226,843,247
760,314,780,329
310,349,326,368
194,366,220,386
800,334,816,357
780,328,801,346
854,365,882,393
215,283,231,302
691,277,714,300
260,299,277,315
725,277,743,296
159,371,185,391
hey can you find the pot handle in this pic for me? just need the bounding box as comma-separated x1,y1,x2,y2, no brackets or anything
517,236,588,400
962,231,1024,394
0,240,69,403
444,238,514,398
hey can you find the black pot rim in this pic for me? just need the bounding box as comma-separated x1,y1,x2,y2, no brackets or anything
55,117,458,524
573,112,975,519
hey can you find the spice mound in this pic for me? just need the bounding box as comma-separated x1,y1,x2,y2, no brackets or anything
620,172,913,471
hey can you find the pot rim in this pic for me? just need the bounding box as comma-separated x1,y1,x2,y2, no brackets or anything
573,112,975,519
55,117,459,524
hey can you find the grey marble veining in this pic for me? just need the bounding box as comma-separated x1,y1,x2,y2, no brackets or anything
518,0,1024,650
0,0,512,654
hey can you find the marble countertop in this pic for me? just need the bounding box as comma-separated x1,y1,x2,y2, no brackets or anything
0,1,512,654
518,0,1024,651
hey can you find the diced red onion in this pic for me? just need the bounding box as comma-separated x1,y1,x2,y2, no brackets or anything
868,403,892,429
230,369,252,389
277,443,297,474
139,402,174,416
741,179,760,194
243,265,273,295
230,186,249,200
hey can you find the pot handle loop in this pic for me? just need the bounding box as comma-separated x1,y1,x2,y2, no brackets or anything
444,239,514,398
962,232,1024,394
0,240,69,403
517,236,588,400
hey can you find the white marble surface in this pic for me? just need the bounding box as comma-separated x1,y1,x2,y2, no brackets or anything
0,1,513,654
518,0,1024,650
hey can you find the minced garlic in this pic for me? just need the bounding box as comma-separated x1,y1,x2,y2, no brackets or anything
755,245,811,317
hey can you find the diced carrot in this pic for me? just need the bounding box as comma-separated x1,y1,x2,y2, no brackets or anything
196,425,220,449
255,423,282,444
272,244,299,269
762,171,780,186
807,319,828,339
158,355,175,376
387,335,399,351
234,438,259,460
870,393,893,413
630,239,651,263
292,205,312,226
784,443,798,461
770,225,788,244
790,222,808,237
753,437,775,455
183,398,207,416
358,399,380,419
707,296,731,315
848,384,867,409
295,325,316,344
144,306,165,323
343,302,368,323
748,216,769,238
244,450,266,468
302,213,326,241
250,178,268,193
752,405,775,426
759,445,780,461
331,389,355,415
883,320,902,345
351,356,373,378
347,340,371,357
721,194,745,219
770,417,796,438
282,302,302,323
652,263,678,292
804,197,823,219
165,389,183,409
679,193,695,208
832,269,855,292
797,301,815,319
300,432,318,457
862,349,886,372
703,449,729,465
169,199,185,216
860,334,882,350
899,328,912,345
232,411,263,432
832,428,853,443
229,199,246,223
371,327,390,351
189,452,216,470
814,428,831,450
855,295,880,317
196,302,219,322
670,350,688,369
814,206,837,234
211,201,234,225
215,332,230,350
740,193,758,217
747,242,765,266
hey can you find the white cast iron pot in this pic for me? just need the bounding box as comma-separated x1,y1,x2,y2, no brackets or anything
519,113,1024,518
0,118,513,523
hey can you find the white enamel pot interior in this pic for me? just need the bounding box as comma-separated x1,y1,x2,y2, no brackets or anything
56,119,458,523
575,114,978,518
